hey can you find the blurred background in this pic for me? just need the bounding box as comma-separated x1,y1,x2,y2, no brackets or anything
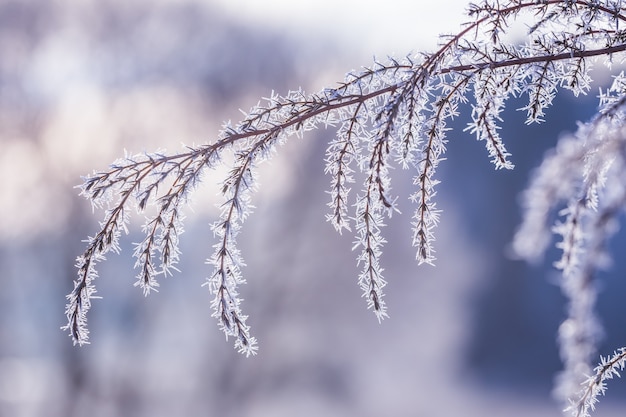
1,0,626,416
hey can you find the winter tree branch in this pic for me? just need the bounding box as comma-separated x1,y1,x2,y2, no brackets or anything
64,1,626,413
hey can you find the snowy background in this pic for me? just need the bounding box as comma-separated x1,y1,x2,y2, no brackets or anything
1,0,626,416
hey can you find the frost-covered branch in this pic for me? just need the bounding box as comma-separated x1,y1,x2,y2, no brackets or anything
66,3,626,410
515,85,626,410
568,348,626,417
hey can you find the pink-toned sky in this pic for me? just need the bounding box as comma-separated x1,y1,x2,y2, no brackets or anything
212,0,469,54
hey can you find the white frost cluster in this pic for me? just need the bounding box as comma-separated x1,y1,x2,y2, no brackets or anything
514,78,626,410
